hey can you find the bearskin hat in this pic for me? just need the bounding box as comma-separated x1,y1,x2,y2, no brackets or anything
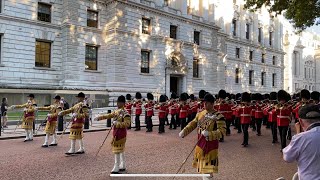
236,93,241,100
301,89,310,100
135,92,142,99
159,95,166,103
190,94,195,100
126,94,132,101
230,94,236,100
311,91,320,101
241,92,251,102
199,90,206,99
218,89,227,99
180,93,188,101
264,93,270,100
286,92,292,102
251,93,256,101
256,93,263,101
171,92,177,99
277,90,287,101
117,95,126,103
270,92,277,101
226,93,231,99
204,93,215,103
147,93,154,100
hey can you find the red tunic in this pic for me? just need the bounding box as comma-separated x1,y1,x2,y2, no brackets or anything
168,101,177,115
255,103,264,119
277,106,292,127
179,103,189,119
293,102,302,119
155,104,167,119
198,101,205,113
145,101,154,117
217,102,232,121
190,101,198,113
239,105,253,124
268,107,278,123
125,102,132,115
133,101,142,115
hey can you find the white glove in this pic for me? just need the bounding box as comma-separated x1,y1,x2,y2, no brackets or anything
179,130,185,138
93,115,99,121
23,108,28,112
47,114,52,117
112,121,118,125
58,112,62,116
201,130,209,137
72,113,77,118
8,106,14,110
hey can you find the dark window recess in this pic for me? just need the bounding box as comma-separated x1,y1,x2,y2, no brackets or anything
141,50,150,73
272,56,276,65
194,31,200,45
249,51,253,61
232,19,237,36
235,68,240,84
261,72,265,86
258,27,262,43
269,31,273,46
87,10,98,28
262,53,265,63
85,45,98,70
193,58,199,78
246,23,250,39
236,48,240,58
170,25,177,39
38,3,51,23
35,40,51,68
272,73,276,87
142,18,151,34
249,70,254,85
164,0,169,6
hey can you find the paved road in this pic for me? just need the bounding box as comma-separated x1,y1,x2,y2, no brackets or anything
0,125,297,180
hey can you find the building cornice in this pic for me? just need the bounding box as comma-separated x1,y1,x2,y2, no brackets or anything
0,14,61,30
111,0,220,31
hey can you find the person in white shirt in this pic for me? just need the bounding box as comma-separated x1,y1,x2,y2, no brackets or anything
282,104,320,180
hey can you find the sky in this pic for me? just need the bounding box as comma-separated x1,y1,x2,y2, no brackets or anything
308,25,320,34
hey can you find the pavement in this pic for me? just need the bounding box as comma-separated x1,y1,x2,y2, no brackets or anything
0,121,297,180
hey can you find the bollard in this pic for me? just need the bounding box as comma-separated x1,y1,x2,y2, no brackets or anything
84,118,89,129
107,110,111,127
58,116,64,131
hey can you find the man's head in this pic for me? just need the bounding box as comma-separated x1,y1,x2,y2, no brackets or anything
199,90,206,100
76,92,85,102
277,90,288,103
311,91,320,104
54,95,61,103
203,93,215,111
298,104,320,131
117,95,126,108
218,89,227,100
301,89,311,101
27,94,35,100
241,92,251,103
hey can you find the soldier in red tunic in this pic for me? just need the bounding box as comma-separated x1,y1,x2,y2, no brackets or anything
216,90,232,137
125,94,133,130
168,93,177,129
189,94,198,122
155,95,167,134
276,90,292,152
255,93,264,136
145,93,154,132
234,93,242,133
133,92,142,131
293,90,310,123
179,93,189,130
250,93,257,131
239,92,252,147
268,92,279,144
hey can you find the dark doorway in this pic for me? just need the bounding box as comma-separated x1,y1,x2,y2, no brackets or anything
170,76,178,95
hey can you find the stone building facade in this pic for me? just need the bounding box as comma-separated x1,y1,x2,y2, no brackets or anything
0,0,288,105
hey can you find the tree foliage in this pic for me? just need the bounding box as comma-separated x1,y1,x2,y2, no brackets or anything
244,0,320,31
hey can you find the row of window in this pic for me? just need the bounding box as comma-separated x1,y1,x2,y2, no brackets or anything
235,48,277,65
232,19,273,46
304,67,315,80
235,68,277,87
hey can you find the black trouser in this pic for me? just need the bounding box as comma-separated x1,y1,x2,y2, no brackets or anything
256,118,262,135
135,115,141,130
251,117,256,131
187,114,192,124
146,116,153,131
191,112,197,121
169,115,176,129
235,117,242,133
271,121,278,143
231,115,236,127
180,118,186,130
262,115,267,125
159,118,165,133
165,115,169,125
176,114,180,127
226,120,231,135
278,126,288,149
242,124,249,145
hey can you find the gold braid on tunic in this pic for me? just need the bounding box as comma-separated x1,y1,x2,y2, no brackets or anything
14,100,37,130
37,102,62,134
182,110,226,174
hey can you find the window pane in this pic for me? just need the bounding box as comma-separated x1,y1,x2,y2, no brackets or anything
141,51,150,73
249,51,253,61
193,58,199,78
246,24,250,39
35,41,51,68
85,45,98,70
38,3,51,23
142,18,151,34
262,53,265,63
87,10,98,28
170,25,177,39
235,68,239,83
232,19,237,36
194,31,200,45
258,28,262,43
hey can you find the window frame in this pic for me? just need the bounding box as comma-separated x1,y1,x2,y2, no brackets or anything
141,50,150,73
249,70,254,85
249,50,253,61
170,25,178,39
258,27,262,43
37,2,52,23
193,57,199,78
87,9,99,28
236,48,240,59
261,72,265,86
142,18,151,35
272,56,276,65
232,19,237,36
272,73,276,87
245,23,250,40
235,68,240,84
85,44,98,71
269,31,273,46
35,40,52,68
262,53,265,63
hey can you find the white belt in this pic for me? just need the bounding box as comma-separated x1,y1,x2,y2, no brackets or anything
277,116,290,119
240,114,251,117
157,110,166,113
180,110,188,112
219,111,232,113
255,111,263,113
